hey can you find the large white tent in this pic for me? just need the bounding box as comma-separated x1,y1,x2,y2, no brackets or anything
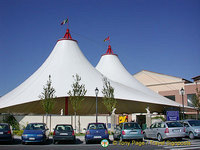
0,29,191,115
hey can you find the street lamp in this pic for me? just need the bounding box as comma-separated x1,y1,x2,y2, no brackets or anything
180,88,185,120
95,87,99,123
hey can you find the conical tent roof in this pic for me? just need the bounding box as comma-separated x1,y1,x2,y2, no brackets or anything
0,30,186,114
96,45,183,104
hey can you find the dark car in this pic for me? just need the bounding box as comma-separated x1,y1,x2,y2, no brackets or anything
0,123,13,143
84,123,109,144
53,124,75,144
113,122,144,141
21,123,49,144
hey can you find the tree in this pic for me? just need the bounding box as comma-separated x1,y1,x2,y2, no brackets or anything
39,75,56,125
191,86,200,119
102,77,117,114
68,74,87,132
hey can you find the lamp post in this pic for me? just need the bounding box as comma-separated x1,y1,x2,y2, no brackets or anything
95,87,99,123
180,88,185,120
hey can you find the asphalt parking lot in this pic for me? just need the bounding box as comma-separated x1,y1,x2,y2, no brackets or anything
0,136,200,150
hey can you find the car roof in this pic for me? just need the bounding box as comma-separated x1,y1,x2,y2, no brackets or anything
88,123,105,124
28,123,46,125
0,123,9,125
56,124,72,126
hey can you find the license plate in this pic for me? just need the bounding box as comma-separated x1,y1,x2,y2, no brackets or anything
130,132,137,134
94,136,101,138
29,138,35,140
173,129,180,132
60,133,68,135
0,132,3,134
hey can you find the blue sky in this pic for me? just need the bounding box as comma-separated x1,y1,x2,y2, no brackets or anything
0,0,200,96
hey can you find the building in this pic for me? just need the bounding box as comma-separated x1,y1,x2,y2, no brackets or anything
134,70,200,118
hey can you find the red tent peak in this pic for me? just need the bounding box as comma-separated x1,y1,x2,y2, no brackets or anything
63,29,72,39
102,45,118,56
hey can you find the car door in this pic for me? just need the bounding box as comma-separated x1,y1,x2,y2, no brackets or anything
146,123,155,138
151,123,159,139
184,122,190,136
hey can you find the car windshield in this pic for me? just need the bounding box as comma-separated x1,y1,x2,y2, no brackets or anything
88,123,106,130
124,123,140,129
56,125,72,131
188,120,200,126
166,122,183,128
0,124,9,131
25,123,45,130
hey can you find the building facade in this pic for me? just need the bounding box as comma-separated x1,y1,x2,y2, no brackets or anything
134,70,200,117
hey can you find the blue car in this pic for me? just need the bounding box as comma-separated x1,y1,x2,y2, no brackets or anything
21,123,49,144
84,123,109,144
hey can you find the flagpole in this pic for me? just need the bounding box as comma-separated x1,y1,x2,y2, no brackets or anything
67,17,69,29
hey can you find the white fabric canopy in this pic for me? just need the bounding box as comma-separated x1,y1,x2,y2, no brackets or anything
0,37,183,112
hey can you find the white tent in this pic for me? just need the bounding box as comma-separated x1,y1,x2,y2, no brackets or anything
0,29,189,114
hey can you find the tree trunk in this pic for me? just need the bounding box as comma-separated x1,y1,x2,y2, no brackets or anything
46,113,48,126
74,111,76,133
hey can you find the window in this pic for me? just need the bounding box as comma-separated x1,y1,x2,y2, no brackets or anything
187,94,196,107
165,95,175,101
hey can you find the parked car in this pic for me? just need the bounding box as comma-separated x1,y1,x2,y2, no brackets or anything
53,124,75,144
143,121,185,141
113,122,144,141
84,123,109,144
0,123,13,144
181,120,200,139
21,123,49,144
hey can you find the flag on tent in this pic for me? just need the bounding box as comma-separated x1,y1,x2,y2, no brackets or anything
104,36,110,42
61,18,68,25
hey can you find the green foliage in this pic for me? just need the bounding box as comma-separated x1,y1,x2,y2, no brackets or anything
68,74,87,113
102,77,117,114
151,116,166,121
13,130,24,136
39,75,56,114
3,114,19,130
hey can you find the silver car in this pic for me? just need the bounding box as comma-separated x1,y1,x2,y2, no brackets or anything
181,120,200,139
143,121,186,141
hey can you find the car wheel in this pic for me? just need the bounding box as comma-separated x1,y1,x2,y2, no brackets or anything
189,132,194,139
72,138,76,144
157,134,163,142
53,140,57,144
176,137,182,141
86,140,90,144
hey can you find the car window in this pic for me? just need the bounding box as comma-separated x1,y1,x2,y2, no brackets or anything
25,123,45,130
184,123,189,127
166,122,183,128
188,120,200,127
116,125,121,130
88,123,106,130
0,124,9,130
150,124,155,128
161,123,165,128
124,123,140,129
56,125,72,131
